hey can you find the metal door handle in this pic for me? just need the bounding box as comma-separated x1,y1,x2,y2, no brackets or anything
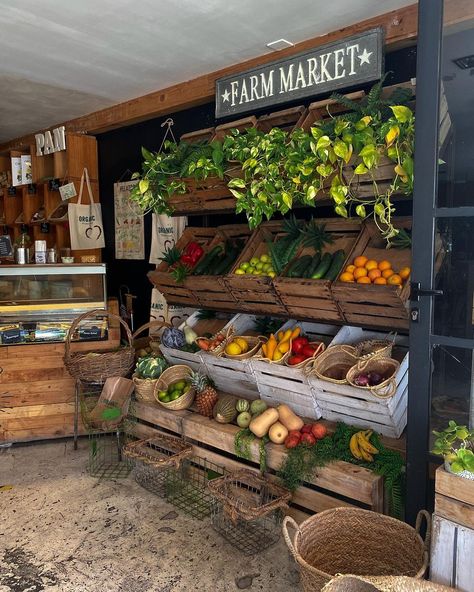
410,282,444,302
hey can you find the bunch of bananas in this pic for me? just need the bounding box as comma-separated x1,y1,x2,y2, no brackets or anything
349,430,379,462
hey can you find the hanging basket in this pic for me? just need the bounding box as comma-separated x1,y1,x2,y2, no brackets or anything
64,309,135,382
283,509,431,592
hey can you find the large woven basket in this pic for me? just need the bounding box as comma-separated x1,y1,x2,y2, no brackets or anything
64,309,135,382
123,435,193,469
322,574,455,592
283,509,431,592
310,345,359,384
153,365,195,410
132,374,158,402
222,335,266,360
346,357,400,399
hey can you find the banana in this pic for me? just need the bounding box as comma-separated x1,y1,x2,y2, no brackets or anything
357,430,379,456
349,433,364,460
355,432,375,462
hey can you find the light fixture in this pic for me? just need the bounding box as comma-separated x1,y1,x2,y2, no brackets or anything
266,39,294,51
453,54,474,70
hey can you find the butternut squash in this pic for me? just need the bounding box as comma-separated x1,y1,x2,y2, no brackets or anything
277,404,304,431
249,407,279,438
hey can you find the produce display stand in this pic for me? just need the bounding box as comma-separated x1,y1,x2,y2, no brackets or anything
332,219,414,331
126,402,385,523
256,105,308,134
250,320,339,420
308,326,410,438
430,466,474,589
224,221,287,315
273,218,362,323
189,224,253,310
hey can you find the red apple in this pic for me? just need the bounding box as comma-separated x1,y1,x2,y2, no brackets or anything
285,434,301,449
291,337,309,354
302,345,317,358
300,432,316,446
301,424,313,434
311,423,328,440
288,355,306,366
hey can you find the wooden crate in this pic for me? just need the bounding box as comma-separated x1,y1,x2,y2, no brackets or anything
127,402,385,520
256,106,307,134
189,224,252,311
308,325,409,438
180,127,215,143
431,514,474,591
159,310,235,371
251,320,339,420
273,218,362,322
212,116,257,141
435,466,474,530
223,221,287,315
331,219,413,331
200,313,263,399
148,227,218,307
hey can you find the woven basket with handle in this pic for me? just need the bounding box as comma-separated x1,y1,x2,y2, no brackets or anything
64,309,134,382
221,335,267,360
123,435,193,469
153,365,195,410
132,321,172,402
283,508,431,592
309,345,359,384
132,320,171,355
346,357,400,399
354,337,394,360
322,574,456,592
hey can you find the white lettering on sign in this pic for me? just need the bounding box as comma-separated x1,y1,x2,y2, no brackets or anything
35,126,66,156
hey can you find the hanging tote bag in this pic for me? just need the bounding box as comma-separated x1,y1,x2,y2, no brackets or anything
68,167,106,250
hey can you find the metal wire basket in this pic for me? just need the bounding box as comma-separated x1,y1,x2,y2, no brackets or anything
88,430,132,479
166,456,226,520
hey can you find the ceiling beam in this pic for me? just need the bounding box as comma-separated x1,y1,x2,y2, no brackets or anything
1,0,472,152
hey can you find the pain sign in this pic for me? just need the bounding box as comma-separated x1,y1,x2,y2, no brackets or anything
35,126,66,156
215,28,383,118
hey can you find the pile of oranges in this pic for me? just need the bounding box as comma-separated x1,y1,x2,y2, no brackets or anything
339,255,410,286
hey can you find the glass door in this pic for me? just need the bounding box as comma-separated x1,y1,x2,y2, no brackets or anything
406,0,474,524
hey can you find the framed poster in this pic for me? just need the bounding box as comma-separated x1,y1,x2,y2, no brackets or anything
114,180,145,260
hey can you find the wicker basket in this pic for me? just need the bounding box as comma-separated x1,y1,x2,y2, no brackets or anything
153,365,195,410
285,341,326,369
354,338,394,360
132,374,158,402
322,574,455,592
221,335,266,360
64,309,135,382
310,345,359,384
346,357,400,399
123,435,193,497
283,509,431,592
132,320,171,356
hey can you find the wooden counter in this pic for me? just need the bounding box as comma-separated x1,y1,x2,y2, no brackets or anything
0,313,120,444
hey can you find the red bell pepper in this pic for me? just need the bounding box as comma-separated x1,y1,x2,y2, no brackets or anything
180,241,204,267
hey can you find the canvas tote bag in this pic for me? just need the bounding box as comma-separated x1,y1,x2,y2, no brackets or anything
68,167,106,250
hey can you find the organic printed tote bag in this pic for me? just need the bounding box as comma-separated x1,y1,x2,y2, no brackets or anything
68,167,106,250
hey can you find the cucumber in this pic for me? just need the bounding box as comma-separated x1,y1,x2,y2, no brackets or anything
211,246,239,275
323,249,346,281
289,255,313,278
304,253,321,278
311,252,333,279
285,257,302,277
192,245,223,275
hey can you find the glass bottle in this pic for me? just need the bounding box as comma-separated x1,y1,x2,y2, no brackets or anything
15,224,31,249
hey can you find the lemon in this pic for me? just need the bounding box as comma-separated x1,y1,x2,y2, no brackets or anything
225,342,242,356
268,271,276,278
260,254,270,263
235,268,246,275
234,337,249,353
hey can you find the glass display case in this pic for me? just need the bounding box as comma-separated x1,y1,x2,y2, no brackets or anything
0,263,108,345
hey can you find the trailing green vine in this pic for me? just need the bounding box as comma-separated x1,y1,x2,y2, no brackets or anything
234,428,269,474
277,423,405,518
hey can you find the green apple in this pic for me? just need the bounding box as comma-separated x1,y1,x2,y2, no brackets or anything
250,256,259,266
240,262,250,271
260,254,270,263
255,261,263,271
268,271,276,278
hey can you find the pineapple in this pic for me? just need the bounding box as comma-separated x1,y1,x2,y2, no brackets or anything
191,371,218,418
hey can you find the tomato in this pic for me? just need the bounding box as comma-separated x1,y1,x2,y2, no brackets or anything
302,345,317,358
291,337,309,354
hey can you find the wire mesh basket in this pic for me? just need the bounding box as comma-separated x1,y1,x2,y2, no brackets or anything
166,456,226,520
123,435,193,498
88,430,132,479
208,469,291,555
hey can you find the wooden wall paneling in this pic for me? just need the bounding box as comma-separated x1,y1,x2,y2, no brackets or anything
66,134,98,180
30,147,55,183
22,186,42,225
3,188,23,225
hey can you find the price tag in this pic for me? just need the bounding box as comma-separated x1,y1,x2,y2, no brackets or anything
59,181,76,201
27,183,36,194
7,186,16,196
48,178,60,191
40,222,50,234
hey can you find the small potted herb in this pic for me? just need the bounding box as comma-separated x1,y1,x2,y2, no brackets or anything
432,420,474,480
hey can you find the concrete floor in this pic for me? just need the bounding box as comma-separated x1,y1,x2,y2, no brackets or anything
0,439,300,592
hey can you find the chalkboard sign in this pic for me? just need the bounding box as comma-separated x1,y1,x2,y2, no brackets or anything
40,222,50,234
7,186,16,196
0,235,13,257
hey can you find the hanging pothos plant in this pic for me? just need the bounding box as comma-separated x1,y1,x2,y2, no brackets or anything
129,140,225,215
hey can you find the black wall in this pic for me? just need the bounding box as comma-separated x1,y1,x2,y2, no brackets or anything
97,46,417,330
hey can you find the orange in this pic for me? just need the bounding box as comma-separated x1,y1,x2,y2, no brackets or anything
368,269,382,281
382,268,395,279
345,264,356,274
373,277,387,285
378,260,392,271
353,267,368,280
387,274,402,286
399,266,411,280
357,276,372,284
365,259,378,271
339,272,355,282
354,256,368,268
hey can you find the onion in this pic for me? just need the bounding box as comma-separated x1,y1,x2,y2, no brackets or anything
369,372,383,386
354,373,370,386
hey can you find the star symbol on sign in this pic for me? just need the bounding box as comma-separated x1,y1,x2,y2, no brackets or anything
222,88,230,103
358,48,373,66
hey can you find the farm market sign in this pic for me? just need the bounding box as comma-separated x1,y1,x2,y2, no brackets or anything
215,28,383,118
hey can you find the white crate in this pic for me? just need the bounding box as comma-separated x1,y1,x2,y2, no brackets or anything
308,325,409,438
200,314,262,400
160,310,233,371
251,321,340,420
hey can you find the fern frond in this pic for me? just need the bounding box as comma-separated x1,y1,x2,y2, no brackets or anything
330,92,362,113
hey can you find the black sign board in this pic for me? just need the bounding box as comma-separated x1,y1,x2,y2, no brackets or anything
216,28,383,118
0,235,13,257
7,186,16,196
40,222,50,234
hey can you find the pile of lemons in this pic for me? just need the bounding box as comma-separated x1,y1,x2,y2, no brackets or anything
234,253,276,278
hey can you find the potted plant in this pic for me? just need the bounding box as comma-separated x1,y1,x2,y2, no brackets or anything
432,420,474,479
